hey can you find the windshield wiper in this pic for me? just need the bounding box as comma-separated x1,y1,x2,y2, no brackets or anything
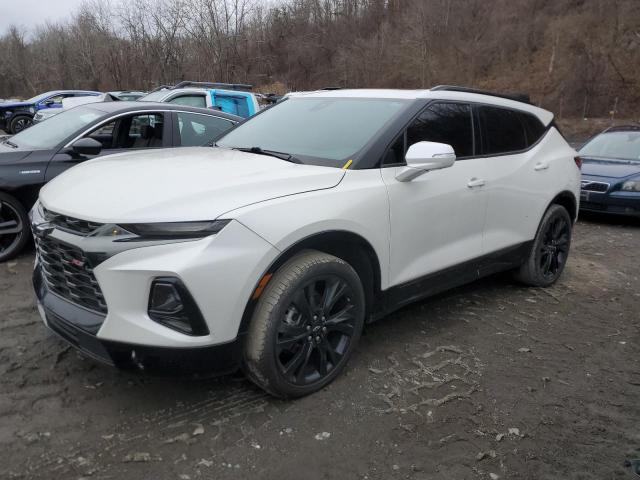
2,139,18,149
233,146,303,164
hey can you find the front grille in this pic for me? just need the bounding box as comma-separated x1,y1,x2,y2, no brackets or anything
43,207,104,236
581,180,610,192
35,233,107,314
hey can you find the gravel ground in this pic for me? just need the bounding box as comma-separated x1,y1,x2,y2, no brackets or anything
0,213,639,479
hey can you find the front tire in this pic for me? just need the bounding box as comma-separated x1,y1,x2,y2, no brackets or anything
9,115,33,134
244,250,365,398
0,192,29,262
515,204,572,287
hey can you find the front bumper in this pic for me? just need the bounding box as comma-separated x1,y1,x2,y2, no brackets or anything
32,218,279,373
34,263,245,375
580,190,640,217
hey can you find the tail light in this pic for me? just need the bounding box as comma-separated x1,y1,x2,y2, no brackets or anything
574,156,582,169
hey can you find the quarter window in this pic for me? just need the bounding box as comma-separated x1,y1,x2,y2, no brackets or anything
176,112,235,146
518,112,546,146
406,103,474,158
383,132,406,166
479,106,527,154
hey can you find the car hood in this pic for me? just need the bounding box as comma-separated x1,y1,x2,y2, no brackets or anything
0,142,34,161
0,101,30,109
580,157,640,179
40,147,345,223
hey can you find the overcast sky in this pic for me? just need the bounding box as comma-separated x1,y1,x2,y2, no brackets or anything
0,0,88,34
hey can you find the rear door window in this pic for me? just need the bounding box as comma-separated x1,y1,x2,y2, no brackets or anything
406,102,474,158
479,106,527,155
176,112,236,146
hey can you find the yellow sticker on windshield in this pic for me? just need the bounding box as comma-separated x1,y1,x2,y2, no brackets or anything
342,159,353,170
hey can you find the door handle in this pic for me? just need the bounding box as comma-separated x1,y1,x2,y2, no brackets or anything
534,162,549,171
467,177,485,188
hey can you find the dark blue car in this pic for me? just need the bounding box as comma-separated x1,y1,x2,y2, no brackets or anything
0,90,101,134
579,125,640,217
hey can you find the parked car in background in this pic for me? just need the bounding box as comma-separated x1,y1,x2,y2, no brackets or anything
30,86,580,398
0,90,101,134
579,125,640,217
33,91,148,124
0,101,240,261
139,81,260,118
111,90,147,101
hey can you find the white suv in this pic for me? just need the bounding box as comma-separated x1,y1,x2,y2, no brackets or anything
31,87,580,398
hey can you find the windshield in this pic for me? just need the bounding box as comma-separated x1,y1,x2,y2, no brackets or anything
8,106,103,150
138,91,168,102
580,131,640,161
216,97,409,167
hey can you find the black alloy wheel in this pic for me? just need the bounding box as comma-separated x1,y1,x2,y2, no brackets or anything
276,275,357,386
0,193,28,262
514,203,573,287
10,115,32,134
244,250,365,398
539,214,570,280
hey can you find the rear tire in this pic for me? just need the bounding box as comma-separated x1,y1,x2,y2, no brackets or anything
514,204,572,287
9,115,32,134
0,192,29,262
244,250,365,398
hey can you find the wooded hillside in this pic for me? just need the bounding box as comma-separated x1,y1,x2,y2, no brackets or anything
1,0,638,118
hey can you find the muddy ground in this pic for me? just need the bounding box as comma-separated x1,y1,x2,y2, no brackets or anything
0,213,638,480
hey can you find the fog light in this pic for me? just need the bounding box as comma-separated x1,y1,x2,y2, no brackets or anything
148,277,209,336
150,282,183,315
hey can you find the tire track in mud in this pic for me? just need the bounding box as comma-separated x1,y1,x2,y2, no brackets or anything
21,383,272,478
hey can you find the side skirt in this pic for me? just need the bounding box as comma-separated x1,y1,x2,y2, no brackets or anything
371,241,533,322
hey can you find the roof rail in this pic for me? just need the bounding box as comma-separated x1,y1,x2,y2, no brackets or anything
321,87,342,90
430,85,531,104
173,81,253,91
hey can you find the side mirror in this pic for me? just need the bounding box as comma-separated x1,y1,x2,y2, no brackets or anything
70,137,102,156
43,99,55,106
395,141,456,182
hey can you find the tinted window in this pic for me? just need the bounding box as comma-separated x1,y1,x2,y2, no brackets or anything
177,112,235,146
479,106,527,154
406,103,473,158
518,112,546,146
383,132,406,166
170,95,207,109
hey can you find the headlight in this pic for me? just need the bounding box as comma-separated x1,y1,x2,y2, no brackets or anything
118,220,231,239
621,180,640,192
